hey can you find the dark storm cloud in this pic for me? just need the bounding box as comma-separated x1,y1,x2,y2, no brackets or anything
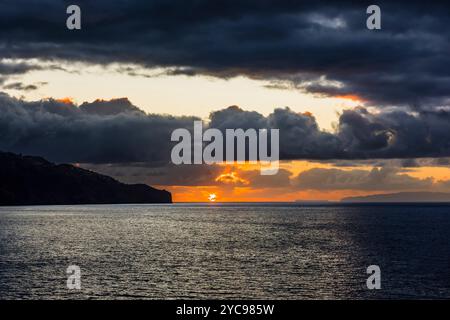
0,61,41,75
0,61,42,84
336,107,450,159
208,105,450,160
0,93,198,163
2,81,47,91
79,98,145,116
4,83,37,91
314,157,450,168
0,0,449,107
2,94,450,164
208,106,342,159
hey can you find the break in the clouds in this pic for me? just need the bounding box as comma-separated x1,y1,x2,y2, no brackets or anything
0,0,449,108
2,93,450,164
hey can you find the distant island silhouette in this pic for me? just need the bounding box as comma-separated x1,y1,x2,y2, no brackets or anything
342,192,450,203
0,151,171,206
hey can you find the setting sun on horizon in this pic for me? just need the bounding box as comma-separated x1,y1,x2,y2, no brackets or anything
208,193,217,202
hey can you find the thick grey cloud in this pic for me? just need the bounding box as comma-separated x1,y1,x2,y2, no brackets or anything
208,106,342,159
336,107,450,159
0,61,41,75
79,98,145,116
0,93,198,163
268,108,342,159
316,157,450,168
2,94,450,164
209,105,450,160
0,1,449,107
0,60,43,85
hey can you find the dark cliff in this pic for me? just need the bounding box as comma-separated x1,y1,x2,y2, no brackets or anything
0,151,172,205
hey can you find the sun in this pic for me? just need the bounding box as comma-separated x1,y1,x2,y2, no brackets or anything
208,193,217,202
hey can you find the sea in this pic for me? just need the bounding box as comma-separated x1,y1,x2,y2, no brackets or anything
0,203,449,299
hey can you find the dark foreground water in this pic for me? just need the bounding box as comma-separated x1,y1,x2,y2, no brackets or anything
0,203,449,299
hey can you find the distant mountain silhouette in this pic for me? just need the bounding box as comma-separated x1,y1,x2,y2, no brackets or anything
295,200,331,204
0,151,171,206
342,192,450,203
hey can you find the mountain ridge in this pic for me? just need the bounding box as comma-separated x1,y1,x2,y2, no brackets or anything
342,192,450,203
0,151,172,206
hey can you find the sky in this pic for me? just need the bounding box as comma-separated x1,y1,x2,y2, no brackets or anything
1,0,450,202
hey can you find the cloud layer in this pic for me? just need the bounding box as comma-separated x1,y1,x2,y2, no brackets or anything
1,1,449,107
2,94,450,165
0,93,197,163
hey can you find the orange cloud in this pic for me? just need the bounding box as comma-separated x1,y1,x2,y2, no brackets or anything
215,171,249,185
336,94,365,103
56,97,74,104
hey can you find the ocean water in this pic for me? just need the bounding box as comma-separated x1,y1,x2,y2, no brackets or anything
0,203,450,300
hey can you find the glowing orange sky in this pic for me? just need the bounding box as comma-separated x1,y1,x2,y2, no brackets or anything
335,94,366,103
55,97,74,104
157,161,450,202
168,185,379,202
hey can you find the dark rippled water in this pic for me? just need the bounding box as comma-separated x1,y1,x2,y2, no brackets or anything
1,203,450,299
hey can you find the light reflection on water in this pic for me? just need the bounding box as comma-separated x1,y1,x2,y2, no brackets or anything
0,203,450,299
